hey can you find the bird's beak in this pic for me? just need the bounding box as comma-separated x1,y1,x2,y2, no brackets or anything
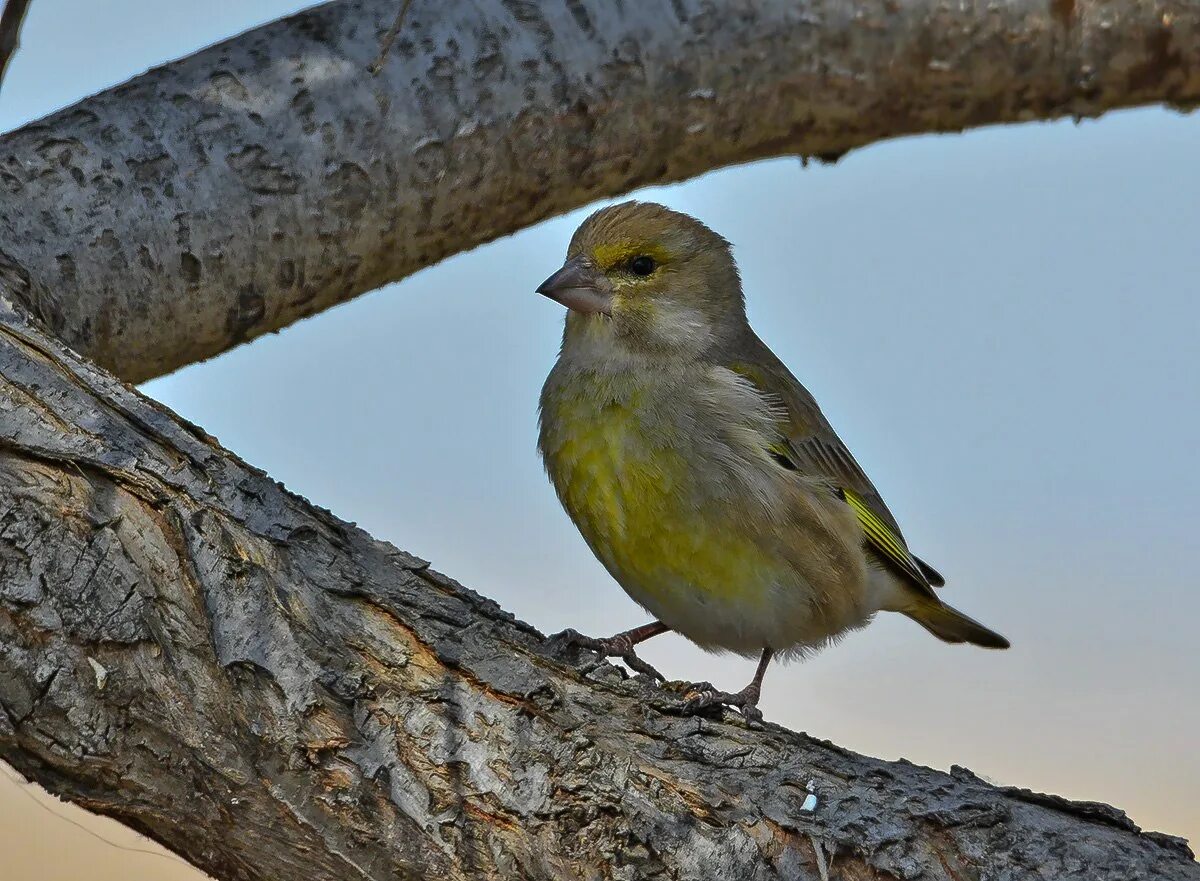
536,256,613,315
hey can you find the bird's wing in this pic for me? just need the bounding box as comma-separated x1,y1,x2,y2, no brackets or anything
722,333,944,594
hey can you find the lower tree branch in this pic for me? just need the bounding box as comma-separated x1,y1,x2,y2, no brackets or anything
0,302,1196,880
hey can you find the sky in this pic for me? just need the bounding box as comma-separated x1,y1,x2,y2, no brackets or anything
1,2,1198,879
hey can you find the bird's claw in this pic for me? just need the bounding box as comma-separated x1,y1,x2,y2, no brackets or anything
546,628,665,681
678,683,764,724
547,627,627,656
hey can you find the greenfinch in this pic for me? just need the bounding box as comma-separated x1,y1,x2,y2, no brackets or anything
537,202,1007,720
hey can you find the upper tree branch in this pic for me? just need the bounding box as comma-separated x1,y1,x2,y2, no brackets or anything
1,294,1197,879
0,0,1197,382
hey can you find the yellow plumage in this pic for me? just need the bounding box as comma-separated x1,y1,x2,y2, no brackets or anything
543,384,794,635
536,201,1008,718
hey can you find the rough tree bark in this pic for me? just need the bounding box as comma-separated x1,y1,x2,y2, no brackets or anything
0,0,1196,383
0,295,1196,880
2,0,1199,878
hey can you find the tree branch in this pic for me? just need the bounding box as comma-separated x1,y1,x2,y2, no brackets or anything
1,295,1196,879
0,0,1197,382
2,3,1199,877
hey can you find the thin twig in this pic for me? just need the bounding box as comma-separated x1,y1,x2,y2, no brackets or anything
368,0,413,75
0,0,31,95
0,762,196,869
0,0,27,86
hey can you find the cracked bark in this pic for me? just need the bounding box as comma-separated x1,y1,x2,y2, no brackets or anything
1,296,1197,880
1,0,1199,877
0,0,1198,382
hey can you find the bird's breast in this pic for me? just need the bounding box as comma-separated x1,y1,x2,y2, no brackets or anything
538,361,874,653
539,368,798,630
539,371,689,555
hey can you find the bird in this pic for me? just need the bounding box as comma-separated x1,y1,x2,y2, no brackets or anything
535,201,1008,721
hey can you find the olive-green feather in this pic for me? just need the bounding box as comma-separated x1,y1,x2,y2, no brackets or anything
724,338,941,596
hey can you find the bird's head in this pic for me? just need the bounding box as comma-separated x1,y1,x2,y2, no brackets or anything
536,201,746,358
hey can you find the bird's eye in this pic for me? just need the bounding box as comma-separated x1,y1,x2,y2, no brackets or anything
629,255,656,276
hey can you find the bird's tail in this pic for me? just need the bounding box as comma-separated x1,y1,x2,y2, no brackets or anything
903,596,1010,649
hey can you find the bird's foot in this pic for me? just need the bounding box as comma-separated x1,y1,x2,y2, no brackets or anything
676,681,765,724
546,628,665,681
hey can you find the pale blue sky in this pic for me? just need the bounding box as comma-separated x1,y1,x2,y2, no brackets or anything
2,2,1198,877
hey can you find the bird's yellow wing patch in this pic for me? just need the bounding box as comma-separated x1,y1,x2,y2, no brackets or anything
840,487,933,590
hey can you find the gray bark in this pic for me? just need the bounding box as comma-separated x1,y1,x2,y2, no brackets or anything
0,295,1196,880
1,0,1198,382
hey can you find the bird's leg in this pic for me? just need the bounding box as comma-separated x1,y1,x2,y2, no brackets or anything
547,621,670,680
680,648,774,723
